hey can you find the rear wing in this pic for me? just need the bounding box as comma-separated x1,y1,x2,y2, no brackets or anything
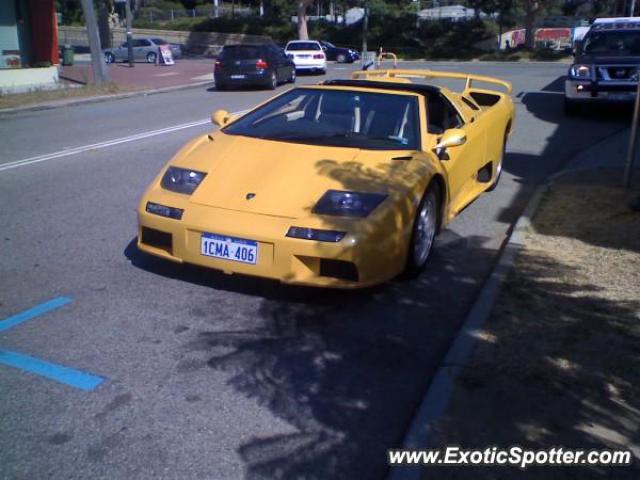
351,69,513,95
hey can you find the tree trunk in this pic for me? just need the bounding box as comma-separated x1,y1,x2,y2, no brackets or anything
297,0,313,40
80,0,109,84
98,0,112,49
524,4,536,49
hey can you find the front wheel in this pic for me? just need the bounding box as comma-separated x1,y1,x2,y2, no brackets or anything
337,54,346,63
404,185,440,277
104,52,115,64
146,52,157,64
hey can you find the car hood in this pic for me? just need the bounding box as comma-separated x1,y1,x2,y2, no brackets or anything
180,133,414,219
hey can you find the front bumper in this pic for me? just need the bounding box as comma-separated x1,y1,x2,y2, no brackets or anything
137,195,407,288
565,79,637,103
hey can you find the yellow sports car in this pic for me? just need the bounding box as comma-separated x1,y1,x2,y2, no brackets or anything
137,69,514,288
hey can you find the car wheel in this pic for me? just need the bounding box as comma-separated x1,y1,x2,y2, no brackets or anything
564,97,579,116
288,68,296,83
486,132,508,192
104,52,115,64
146,52,157,64
267,71,278,90
216,82,227,91
337,54,346,63
404,184,440,277
318,68,326,75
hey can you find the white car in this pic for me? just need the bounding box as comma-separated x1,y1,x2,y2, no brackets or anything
284,40,327,74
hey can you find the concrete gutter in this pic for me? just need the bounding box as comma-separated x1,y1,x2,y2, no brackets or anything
0,80,212,116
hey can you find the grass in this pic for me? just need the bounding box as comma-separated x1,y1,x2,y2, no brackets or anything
0,83,138,110
429,169,640,478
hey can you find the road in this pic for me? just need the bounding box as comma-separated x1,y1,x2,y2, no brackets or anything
0,61,629,479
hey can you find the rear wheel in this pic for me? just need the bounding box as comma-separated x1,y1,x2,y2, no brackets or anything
288,68,296,83
486,132,508,192
404,184,440,277
104,52,115,64
337,53,346,63
267,71,278,90
216,82,227,91
146,52,157,64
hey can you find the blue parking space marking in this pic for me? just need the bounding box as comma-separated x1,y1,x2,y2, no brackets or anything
0,296,72,332
0,349,104,391
0,297,105,391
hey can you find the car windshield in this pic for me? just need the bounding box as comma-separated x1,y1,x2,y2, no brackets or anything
152,38,168,45
221,46,264,59
287,42,321,51
223,88,420,150
584,30,640,55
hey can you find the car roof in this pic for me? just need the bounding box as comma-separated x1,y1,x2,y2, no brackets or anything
286,40,320,44
321,79,441,96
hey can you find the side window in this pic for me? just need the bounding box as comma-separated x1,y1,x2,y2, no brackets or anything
426,94,463,134
140,39,152,47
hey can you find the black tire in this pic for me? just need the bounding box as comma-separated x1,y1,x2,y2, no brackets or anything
486,132,508,192
267,71,278,90
104,52,115,64
318,68,326,75
288,68,296,83
564,97,579,116
146,52,157,64
404,184,440,277
337,54,346,63
216,82,227,91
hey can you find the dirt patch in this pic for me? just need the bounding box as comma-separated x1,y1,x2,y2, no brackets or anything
426,169,640,479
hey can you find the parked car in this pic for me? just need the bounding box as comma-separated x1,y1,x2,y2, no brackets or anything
284,40,327,74
214,44,296,90
103,38,182,64
318,40,359,63
136,68,515,288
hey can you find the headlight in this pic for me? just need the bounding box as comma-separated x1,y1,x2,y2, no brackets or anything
570,64,591,78
312,190,387,218
286,226,345,242
161,166,206,194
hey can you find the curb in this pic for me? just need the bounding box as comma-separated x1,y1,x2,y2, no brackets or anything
385,158,616,479
0,80,212,115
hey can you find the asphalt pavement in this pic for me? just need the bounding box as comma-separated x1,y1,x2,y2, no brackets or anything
0,61,631,479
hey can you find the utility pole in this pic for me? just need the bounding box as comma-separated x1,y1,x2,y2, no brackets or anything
415,0,420,29
632,0,637,16
125,0,134,67
362,2,369,54
80,0,109,85
213,0,219,18
624,77,640,188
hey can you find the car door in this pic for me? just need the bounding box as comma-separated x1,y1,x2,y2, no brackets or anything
426,93,487,214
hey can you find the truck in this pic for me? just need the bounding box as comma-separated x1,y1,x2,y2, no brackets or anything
565,17,640,115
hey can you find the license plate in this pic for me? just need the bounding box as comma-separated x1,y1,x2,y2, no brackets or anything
201,233,257,264
230,74,246,79
296,54,310,59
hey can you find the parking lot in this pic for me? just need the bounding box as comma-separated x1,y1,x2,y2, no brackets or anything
0,61,630,479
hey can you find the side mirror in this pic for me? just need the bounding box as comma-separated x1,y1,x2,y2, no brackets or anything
433,128,466,160
322,46,328,51
211,109,232,127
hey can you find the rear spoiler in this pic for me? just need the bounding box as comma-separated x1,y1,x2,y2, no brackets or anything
351,69,513,95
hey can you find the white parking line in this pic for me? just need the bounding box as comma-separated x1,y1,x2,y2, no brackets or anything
0,110,248,173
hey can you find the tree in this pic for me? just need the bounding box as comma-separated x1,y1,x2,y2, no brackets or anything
297,0,314,39
522,0,552,48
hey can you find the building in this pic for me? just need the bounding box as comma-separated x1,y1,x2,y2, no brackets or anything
418,5,484,22
0,0,60,93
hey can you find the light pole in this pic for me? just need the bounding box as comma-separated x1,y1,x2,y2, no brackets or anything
125,0,134,67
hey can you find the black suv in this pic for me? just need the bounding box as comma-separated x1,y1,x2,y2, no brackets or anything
565,18,640,114
214,44,296,90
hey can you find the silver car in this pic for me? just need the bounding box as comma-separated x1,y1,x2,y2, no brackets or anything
103,37,182,64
